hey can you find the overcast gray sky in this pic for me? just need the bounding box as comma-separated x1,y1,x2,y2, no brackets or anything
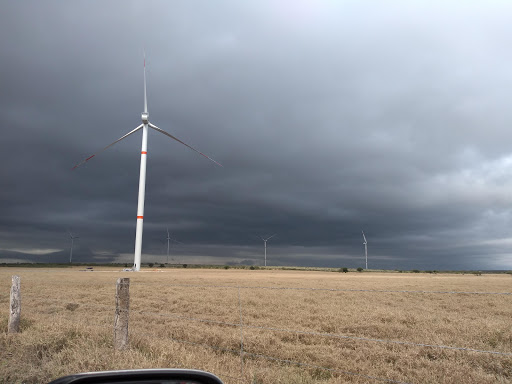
1,1,512,270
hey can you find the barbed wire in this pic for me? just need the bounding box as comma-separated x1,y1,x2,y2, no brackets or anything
24,298,512,357
60,321,241,384
241,323,512,356
244,351,412,384
14,288,512,384
131,330,411,384
23,297,113,309
11,276,512,384
32,315,410,383
132,332,242,384
132,309,239,327
15,280,510,295
130,282,512,295
131,309,512,356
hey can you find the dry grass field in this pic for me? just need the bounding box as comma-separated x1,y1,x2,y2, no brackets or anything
1,267,511,383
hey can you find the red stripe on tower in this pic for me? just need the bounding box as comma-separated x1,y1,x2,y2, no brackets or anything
137,216,143,219
141,151,147,154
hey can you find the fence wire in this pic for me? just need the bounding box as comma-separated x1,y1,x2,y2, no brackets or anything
61,321,241,384
130,282,512,295
27,296,512,357
12,278,512,384
131,330,413,384
126,307,512,357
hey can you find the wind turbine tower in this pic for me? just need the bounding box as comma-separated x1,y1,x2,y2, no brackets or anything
362,230,368,270
72,54,221,271
68,231,79,264
166,228,182,264
166,228,171,263
260,234,276,267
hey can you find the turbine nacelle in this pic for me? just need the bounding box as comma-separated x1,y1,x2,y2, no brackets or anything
141,112,149,124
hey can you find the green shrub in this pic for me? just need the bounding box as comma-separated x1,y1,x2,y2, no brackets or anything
182,264,188,268
412,269,420,273
338,267,348,273
224,265,230,269
357,267,363,272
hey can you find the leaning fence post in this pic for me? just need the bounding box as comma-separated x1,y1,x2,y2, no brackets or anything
114,277,130,350
8,275,21,333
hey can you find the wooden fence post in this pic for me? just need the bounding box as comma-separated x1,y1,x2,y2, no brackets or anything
114,277,130,350
8,275,21,333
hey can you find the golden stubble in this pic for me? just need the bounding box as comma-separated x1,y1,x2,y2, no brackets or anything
0,267,511,383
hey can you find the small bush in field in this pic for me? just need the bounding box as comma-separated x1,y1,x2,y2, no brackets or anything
357,267,363,272
65,303,79,311
338,268,348,273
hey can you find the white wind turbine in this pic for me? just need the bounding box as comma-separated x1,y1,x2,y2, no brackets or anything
259,234,276,267
72,55,221,271
166,228,182,264
68,231,79,264
362,230,368,270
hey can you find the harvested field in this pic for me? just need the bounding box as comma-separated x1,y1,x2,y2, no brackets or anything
1,267,511,383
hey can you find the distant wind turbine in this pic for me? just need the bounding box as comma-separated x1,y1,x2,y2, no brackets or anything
68,231,79,264
362,230,368,270
72,53,222,271
259,234,276,267
166,228,182,264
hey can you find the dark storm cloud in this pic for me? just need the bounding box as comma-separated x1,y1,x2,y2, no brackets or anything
2,1,512,270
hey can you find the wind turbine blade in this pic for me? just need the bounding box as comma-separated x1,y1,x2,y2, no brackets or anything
72,125,143,170
362,231,367,243
267,234,277,240
149,123,223,167
143,50,148,114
